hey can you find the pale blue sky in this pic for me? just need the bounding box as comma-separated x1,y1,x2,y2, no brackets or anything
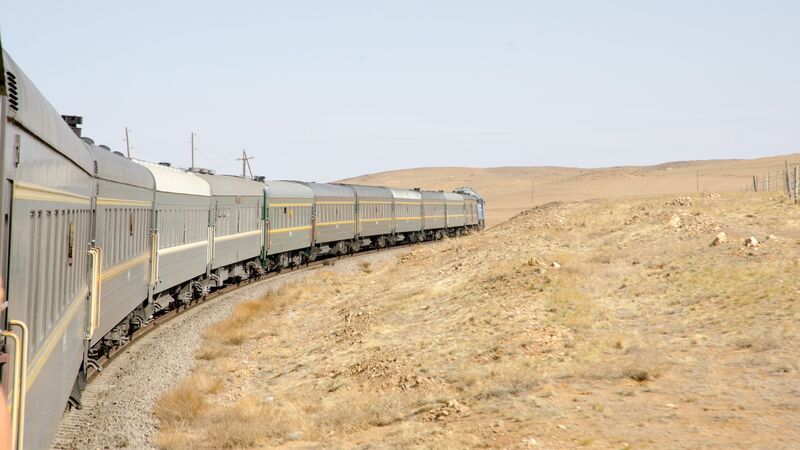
3,1,799,181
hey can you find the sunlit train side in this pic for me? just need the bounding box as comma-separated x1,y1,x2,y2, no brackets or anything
195,173,265,285
0,45,485,450
1,50,97,450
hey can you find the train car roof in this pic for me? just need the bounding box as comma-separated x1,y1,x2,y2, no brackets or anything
421,190,447,200
263,180,314,199
195,173,264,197
336,184,393,198
132,160,211,196
2,51,95,174
444,192,464,202
390,188,423,200
87,146,154,189
453,186,484,201
293,181,355,198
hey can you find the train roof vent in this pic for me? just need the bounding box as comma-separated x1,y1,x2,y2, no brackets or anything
113,151,125,157
158,162,172,167
99,144,111,151
61,115,83,137
82,137,95,145
254,175,265,182
5,71,19,112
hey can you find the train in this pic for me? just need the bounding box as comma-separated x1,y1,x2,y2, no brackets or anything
0,46,485,449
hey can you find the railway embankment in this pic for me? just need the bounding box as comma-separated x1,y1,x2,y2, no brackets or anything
158,192,797,448
51,249,409,450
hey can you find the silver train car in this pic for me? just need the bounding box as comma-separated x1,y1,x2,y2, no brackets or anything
0,46,485,449
263,180,314,268
344,184,394,247
196,172,265,285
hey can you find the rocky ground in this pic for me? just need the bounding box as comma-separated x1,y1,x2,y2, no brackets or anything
154,192,800,449
51,249,408,450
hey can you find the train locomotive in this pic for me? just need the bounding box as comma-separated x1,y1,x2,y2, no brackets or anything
0,46,484,449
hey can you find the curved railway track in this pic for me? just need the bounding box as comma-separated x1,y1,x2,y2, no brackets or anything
53,241,438,449
86,243,418,383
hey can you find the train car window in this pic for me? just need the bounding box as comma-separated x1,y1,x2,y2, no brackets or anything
114,209,121,264
68,220,75,266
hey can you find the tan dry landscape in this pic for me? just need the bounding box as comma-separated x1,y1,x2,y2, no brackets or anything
341,153,800,228
153,185,799,447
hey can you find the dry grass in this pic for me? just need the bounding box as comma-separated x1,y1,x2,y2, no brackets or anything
195,291,285,360
156,192,800,449
153,371,223,429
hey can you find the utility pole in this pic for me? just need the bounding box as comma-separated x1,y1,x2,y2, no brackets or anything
237,150,255,178
124,127,132,159
696,169,699,193
530,176,534,204
191,132,196,169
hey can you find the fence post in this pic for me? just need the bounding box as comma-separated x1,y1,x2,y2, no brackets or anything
785,161,791,196
753,176,758,192
795,166,800,203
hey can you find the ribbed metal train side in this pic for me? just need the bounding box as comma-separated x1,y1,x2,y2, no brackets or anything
2,51,96,450
263,181,313,257
88,147,154,349
390,188,423,235
300,182,357,246
196,173,264,280
348,185,393,240
133,161,212,299
421,190,447,231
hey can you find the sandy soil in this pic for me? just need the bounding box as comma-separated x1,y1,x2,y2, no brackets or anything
154,191,800,449
340,153,800,228
52,249,409,450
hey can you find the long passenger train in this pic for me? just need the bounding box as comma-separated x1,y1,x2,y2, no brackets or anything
0,47,484,448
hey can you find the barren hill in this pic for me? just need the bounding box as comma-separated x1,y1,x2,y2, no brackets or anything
340,153,800,227
155,192,800,449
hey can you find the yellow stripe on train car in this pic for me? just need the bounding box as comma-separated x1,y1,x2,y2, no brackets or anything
13,181,91,205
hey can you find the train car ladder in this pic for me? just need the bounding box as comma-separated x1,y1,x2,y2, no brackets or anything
2,319,29,450
85,247,102,341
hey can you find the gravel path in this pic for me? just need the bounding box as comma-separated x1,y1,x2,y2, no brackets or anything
51,249,407,450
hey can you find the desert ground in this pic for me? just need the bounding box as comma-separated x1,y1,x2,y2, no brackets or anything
341,153,800,228
153,158,800,449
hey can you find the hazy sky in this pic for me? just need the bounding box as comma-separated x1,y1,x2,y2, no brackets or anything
3,1,798,181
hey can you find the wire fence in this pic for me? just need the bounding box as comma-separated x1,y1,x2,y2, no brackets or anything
745,161,800,204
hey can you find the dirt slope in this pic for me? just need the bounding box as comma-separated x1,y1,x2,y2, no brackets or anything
340,153,800,228
154,192,800,449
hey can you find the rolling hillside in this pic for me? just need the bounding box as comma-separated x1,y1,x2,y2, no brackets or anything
339,153,800,227
154,191,800,449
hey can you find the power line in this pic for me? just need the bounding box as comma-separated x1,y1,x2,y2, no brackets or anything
191,132,196,169
124,127,132,159
237,150,255,178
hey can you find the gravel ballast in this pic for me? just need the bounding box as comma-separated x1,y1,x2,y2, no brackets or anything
52,249,407,449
